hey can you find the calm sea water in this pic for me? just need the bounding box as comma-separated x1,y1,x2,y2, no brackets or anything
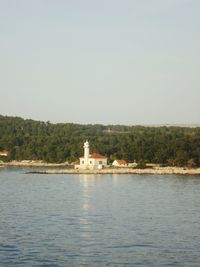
0,168,200,267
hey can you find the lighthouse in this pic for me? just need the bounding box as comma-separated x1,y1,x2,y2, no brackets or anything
75,140,108,170
84,140,90,163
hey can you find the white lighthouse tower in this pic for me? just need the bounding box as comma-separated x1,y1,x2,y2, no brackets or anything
84,140,90,164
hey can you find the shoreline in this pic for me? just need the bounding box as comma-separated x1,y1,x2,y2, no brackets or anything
0,160,70,167
27,167,200,175
1,161,200,175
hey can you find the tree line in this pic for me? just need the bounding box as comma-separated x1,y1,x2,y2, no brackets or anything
0,115,200,167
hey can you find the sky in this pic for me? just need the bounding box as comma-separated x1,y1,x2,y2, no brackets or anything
0,0,200,125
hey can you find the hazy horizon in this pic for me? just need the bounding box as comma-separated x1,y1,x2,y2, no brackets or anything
1,0,200,125
1,113,200,128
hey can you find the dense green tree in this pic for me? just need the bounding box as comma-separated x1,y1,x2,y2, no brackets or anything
0,115,200,166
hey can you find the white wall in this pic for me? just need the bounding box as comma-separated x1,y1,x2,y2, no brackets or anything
79,157,107,169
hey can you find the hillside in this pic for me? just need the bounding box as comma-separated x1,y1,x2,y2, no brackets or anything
0,115,200,166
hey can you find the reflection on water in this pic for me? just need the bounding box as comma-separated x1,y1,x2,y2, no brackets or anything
0,170,200,266
79,175,95,249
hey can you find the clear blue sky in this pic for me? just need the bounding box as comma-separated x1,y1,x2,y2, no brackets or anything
0,0,200,124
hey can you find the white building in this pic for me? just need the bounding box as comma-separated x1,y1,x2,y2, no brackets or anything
112,159,128,167
76,141,107,170
0,150,8,157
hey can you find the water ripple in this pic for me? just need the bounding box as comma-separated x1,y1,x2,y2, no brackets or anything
0,170,200,266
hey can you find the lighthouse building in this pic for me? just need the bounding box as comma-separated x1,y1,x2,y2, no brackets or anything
76,141,107,170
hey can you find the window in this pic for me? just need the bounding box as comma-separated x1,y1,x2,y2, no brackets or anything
82,160,84,164
89,161,92,164
99,161,103,164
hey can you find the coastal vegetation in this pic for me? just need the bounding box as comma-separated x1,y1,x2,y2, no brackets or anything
0,115,200,167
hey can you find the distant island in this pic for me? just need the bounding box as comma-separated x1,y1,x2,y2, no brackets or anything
0,115,200,169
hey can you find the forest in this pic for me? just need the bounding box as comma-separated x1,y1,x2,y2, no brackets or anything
0,115,200,167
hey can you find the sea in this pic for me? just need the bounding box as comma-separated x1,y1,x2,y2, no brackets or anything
0,168,200,267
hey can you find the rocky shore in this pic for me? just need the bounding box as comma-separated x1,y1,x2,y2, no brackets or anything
27,167,200,175
1,161,200,175
0,160,69,167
